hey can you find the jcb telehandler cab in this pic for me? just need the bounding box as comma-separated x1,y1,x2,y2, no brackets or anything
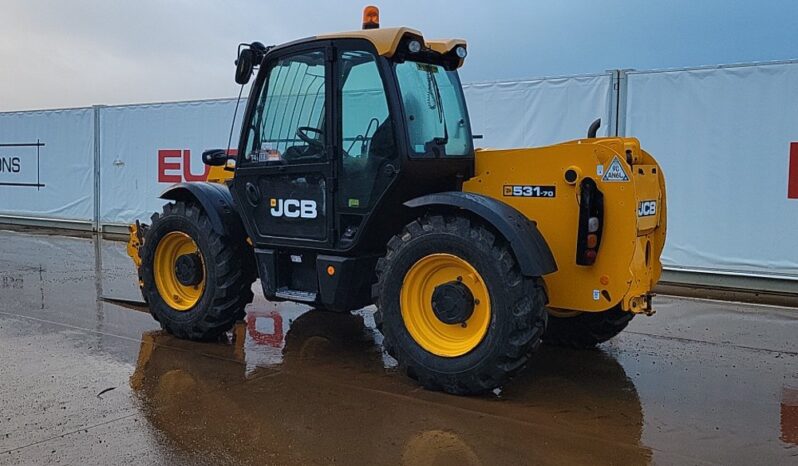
129,7,666,395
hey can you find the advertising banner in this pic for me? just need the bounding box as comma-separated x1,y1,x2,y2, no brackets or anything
4,64,797,280
99,98,242,224
0,108,94,221
463,73,613,148
626,61,798,277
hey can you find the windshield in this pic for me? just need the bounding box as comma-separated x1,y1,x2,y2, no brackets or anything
394,61,473,158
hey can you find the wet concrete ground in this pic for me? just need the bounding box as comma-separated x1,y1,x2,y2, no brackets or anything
0,229,796,465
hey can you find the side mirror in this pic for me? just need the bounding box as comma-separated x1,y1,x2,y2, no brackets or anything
202,149,230,166
235,49,255,85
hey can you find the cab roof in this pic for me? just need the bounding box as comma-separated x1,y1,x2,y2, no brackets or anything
314,27,467,65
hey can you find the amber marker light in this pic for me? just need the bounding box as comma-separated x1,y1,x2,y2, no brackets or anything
587,233,598,249
327,265,336,276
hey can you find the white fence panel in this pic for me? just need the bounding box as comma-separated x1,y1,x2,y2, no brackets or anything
626,61,798,278
0,108,94,221
463,73,613,148
99,99,242,224
5,65,797,282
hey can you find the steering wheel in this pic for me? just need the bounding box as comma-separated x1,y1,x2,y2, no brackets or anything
296,126,325,150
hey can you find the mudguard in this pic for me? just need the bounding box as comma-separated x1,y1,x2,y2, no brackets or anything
404,192,557,277
160,182,245,239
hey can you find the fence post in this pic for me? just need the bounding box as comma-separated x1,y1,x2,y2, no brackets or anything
616,69,632,137
606,70,620,137
606,69,633,137
92,105,105,233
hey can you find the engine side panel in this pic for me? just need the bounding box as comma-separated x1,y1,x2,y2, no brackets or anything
463,138,666,313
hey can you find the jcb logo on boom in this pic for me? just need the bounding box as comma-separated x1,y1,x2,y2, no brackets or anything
270,198,318,219
638,200,657,217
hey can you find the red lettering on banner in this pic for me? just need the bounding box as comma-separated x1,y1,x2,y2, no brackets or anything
789,143,798,199
182,149,211,182
157,149,182,183
246,310,284,347
158,148,234,183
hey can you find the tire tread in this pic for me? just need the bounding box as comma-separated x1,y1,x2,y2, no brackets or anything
375,214,548,395
140,201,255,341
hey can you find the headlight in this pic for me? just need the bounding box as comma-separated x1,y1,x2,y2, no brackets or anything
408,40,422,53
455,46,467,58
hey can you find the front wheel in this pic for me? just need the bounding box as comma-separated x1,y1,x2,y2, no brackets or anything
374,215,548,395
139,201,255,341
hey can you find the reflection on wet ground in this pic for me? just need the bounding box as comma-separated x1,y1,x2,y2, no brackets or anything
0,229,796,464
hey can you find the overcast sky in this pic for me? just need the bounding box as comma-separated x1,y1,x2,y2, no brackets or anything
1,0,796,111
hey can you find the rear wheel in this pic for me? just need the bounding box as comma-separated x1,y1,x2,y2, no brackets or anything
140,201,255,341
543,306,634,349
375,215,547,395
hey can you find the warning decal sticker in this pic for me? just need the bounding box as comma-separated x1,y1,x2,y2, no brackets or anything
601,156,629,182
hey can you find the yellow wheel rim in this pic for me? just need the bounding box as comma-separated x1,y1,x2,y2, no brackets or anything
400,253,491,357
154,231,205,311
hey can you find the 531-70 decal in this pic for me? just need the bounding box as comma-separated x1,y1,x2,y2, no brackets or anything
503,185,556,198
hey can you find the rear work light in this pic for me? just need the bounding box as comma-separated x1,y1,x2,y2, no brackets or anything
576,178,604,265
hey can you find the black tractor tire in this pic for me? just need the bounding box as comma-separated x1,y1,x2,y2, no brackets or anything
543,305,634,349
374,214,548,395
140,201,255,341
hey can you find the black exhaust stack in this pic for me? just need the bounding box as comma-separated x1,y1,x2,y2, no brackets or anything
587,118,601,138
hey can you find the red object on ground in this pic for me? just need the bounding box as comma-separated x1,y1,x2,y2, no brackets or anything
782,387,798,445
247,310,284,347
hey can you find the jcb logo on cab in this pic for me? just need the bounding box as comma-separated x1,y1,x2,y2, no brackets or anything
638,200,657,217
270,198,318,219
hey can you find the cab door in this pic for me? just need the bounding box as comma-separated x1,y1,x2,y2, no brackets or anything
334,45,400,247
232,45,334,247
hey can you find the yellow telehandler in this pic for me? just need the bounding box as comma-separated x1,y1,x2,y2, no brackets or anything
128,6,666,394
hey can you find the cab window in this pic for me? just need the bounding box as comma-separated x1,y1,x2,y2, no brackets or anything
338,50,396,209
244,50,327,164
394,61,473,158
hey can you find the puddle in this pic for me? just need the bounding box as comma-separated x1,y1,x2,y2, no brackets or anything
1,229,797,464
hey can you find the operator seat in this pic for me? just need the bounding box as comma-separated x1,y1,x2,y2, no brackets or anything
368,118,396,158
341,118,397,209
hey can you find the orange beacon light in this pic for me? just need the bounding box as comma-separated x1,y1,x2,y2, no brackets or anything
362,5,379,29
